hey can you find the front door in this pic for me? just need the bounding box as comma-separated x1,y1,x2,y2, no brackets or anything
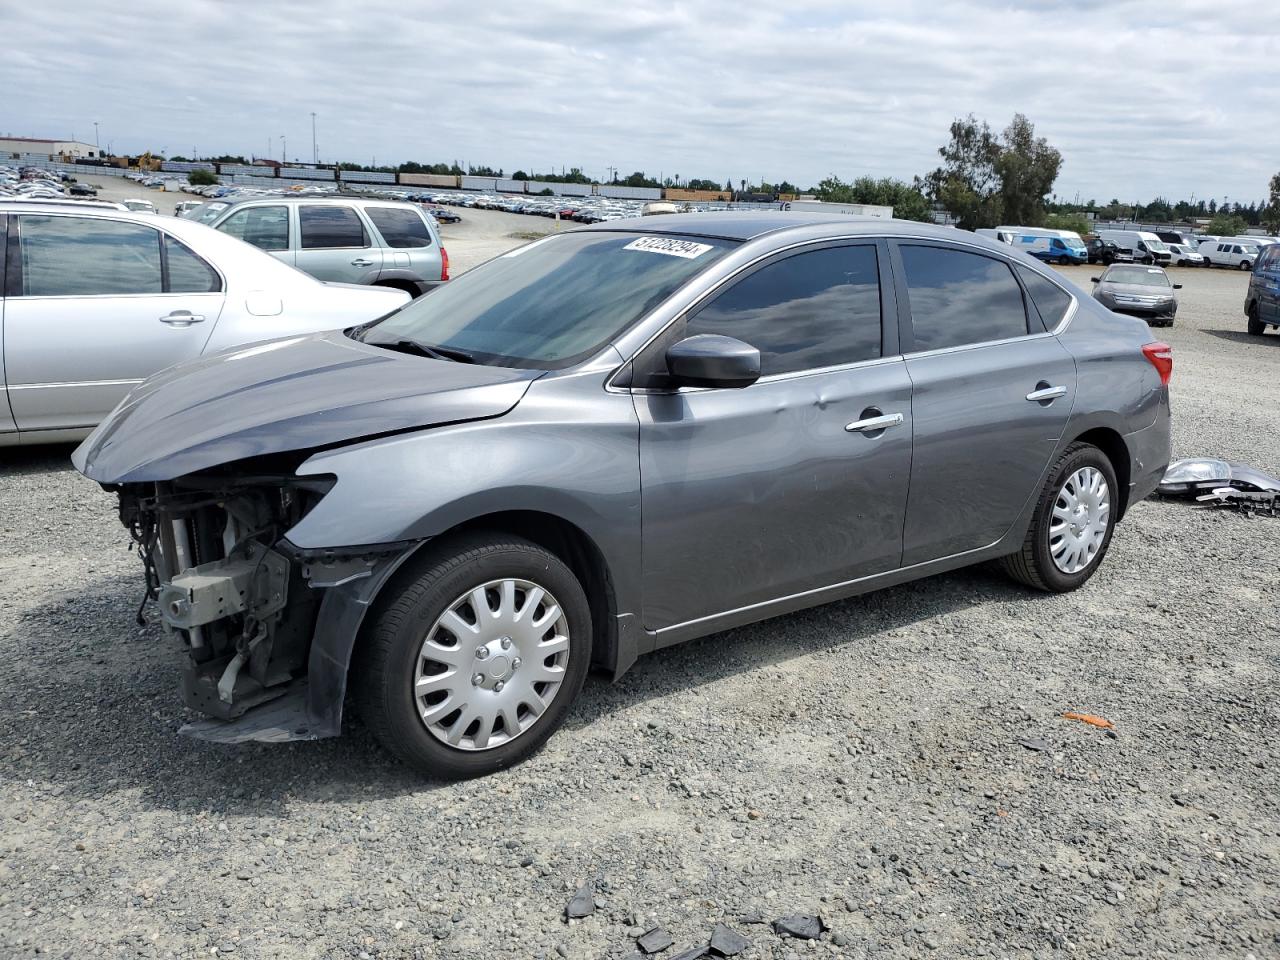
1257,244,1280,324
4,214,224,432
890,241,1077,565
634,241,912,630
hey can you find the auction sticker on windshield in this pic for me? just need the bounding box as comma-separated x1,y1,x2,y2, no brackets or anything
623,236,714,259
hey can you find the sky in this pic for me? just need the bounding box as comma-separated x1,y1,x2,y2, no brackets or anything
2,0,1276,206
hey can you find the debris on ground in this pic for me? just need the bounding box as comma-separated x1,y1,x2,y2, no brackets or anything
1159,458,1280,499
669,947,708,960
564,881,595,920
1062,711,1114,729
708,922,751,956
772,914,827,940
637,926,675,953
1018,737,1051,752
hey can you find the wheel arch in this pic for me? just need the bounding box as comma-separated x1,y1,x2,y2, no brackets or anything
1069,426,1132,519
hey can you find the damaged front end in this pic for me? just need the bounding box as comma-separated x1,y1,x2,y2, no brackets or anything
117,462,420,743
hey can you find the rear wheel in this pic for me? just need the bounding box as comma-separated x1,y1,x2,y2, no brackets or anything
1000,443,1118,593
354,534,592,778
1240,260,1253,271
1248,305,1266,336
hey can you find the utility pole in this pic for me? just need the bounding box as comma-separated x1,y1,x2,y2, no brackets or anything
281,135,286,164
93,121,100,153
311,112,317,164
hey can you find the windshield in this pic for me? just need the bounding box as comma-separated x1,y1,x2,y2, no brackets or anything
355,231,737,369
1142,237,1169,252
1105,266,1170,286
1060,236,1086,250
189,201,230,224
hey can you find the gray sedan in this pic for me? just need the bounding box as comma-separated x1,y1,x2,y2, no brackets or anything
1091,264,1181,327
74,213,1173,779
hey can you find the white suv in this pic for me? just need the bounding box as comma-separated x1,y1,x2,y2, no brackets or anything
1199,239,1259,270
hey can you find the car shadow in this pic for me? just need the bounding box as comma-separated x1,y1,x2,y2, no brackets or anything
1203,328,1280,347
3,562,1023,814
0,442,79,475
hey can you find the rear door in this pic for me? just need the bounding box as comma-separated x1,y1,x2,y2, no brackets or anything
363,205,442,284
890,241,1077,565
296,204,382,283
4,214,224,432
1257,244,1280,324
0,214,17,440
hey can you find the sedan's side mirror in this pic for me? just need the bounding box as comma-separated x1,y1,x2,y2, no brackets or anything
1173,283,1183,289
666,334,761,389
1090,277,1101,283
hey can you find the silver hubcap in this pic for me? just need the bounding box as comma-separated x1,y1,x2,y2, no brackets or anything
413,578,570,751
1050,466,1111,574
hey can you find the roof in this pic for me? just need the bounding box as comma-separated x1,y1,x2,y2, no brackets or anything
573,210,961,243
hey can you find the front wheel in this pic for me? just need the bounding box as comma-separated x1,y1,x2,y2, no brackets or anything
1000,443,1119,593
1240,261,1253,271
354,534,593,778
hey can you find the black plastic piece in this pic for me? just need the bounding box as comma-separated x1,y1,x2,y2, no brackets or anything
637,927,675,953
564,882,595,919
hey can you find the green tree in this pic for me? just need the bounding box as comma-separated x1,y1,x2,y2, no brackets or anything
1045,212,1090,237
511,170,529,181
817,175,933,222
187,168,218,186
1263,172,1280,233
994,114,1062,226
686,178,721,191
1207,213,1247,236
920,115,1003,229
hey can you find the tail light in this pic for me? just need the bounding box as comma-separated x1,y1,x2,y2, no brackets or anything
1142,341,1173,385
440,246,450,282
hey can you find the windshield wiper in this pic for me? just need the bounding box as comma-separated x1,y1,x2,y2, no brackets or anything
375,339,478,364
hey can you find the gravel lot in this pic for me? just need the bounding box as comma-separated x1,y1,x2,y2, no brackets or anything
1,237,1278,959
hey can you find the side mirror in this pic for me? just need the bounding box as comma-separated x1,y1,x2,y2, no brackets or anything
1090,277,1101,283
665,334,760,389
1173,283,1183,289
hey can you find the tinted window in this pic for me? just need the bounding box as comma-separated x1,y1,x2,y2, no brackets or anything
359,232,735,369
900,245,1028,351
1017,266,1072,329
685,245,881,376
218,205,289,251
19,215,161,296
299,205,367,249
165,235,221,293
365,207,433,249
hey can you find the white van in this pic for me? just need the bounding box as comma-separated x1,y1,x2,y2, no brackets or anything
997,226,1088,264
1198,239,1259,270
1097,230,1171,266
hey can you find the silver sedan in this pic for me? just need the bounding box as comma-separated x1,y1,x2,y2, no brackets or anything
0,201,408,446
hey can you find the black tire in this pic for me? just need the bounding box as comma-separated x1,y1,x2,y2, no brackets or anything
1058,256,1071,266
1248,304,1266,336
1000,442,1119,593
1240,261,1253,271
353,533,593,779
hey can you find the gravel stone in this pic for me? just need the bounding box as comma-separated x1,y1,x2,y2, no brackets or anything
1,262,1278,959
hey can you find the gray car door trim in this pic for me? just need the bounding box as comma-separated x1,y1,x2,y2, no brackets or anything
611,236,898,392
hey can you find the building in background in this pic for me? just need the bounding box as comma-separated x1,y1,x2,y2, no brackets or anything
0,136,100,159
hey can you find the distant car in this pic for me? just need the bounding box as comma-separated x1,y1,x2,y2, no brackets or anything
1087,237,1133,265
192,196,449,296
1245,241,1280,336
1091,264,1181,327
73,213,1173,779
0,201,409,443
67,182,97,197
1166,243,1205,267
424,205,461,223
121,198,157,214
1198,239,1258,270
173,200,204,218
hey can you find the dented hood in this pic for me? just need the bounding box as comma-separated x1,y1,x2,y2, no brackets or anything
73,330,540,483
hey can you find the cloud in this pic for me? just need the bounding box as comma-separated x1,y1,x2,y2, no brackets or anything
1,0,1273,203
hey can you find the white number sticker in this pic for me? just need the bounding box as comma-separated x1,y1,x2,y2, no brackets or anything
623,236,714,259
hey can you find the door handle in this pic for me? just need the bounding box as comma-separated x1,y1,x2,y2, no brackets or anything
350,258,374,266
159,311,206,327
1026,385,1068,402
845,412,904,433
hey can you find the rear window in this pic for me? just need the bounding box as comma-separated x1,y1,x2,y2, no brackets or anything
1017,266,1072,328
900,245,1029,351
357,232,736,369
365,206,433,248
19,215,162,296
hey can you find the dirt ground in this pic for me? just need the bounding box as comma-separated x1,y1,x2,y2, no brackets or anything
1,208,1278,959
